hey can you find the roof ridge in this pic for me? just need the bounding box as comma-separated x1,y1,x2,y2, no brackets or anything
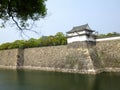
67,24,94,33
73,23,88,27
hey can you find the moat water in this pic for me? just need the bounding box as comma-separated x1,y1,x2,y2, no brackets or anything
0,69,120,90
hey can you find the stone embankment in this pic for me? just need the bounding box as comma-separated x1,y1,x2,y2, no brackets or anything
0,39,120,74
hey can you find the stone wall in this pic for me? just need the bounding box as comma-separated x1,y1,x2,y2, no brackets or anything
23,44,95,74
95,39,120,72
0,49,18,69
23,46,67,69
0,39,120,74
67,42,96,73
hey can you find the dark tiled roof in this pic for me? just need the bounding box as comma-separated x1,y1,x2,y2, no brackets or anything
67,24,94,33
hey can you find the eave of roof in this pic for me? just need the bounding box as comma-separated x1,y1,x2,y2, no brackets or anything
67,29,94,34
66,24,94,34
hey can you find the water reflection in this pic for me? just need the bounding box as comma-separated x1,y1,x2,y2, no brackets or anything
94,73,120,90
0,69,120,90
16,70,27,90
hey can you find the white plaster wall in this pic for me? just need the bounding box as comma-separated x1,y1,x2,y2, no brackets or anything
67,35,95,43
96,36,120,41
67,36,87,43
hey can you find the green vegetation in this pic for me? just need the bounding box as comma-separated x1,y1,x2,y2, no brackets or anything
0,0,47,30
97,32,120,38
0,31,120,50
0,32,67,50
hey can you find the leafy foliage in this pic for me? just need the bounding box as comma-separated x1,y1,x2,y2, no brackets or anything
97,32,120,38
0,32,67,50
0,0,47,30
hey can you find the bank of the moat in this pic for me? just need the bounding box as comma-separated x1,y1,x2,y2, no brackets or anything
0,38,120,74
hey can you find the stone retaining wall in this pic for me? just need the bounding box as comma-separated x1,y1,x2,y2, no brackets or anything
23,44,96,74
0,49,18,69
95,40,120,71
0,39,120,74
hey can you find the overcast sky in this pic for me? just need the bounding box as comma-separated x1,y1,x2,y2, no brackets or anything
0,0,120,44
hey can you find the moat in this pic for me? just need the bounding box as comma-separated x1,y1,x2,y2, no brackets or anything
0,69,120,90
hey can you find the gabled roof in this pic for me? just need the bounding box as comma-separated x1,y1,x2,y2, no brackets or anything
66,24,94,33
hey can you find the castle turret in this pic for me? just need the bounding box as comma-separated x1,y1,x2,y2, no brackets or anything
66,24,96,43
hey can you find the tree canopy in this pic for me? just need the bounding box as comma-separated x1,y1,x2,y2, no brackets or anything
97,32,120,38
0,0,47,31
0,32,67,50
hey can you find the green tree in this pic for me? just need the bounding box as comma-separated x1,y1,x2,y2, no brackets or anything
0,42,10,50
97,32,120,38
40,36,49,46
55,32,67,45
47,35,55,46
27,38,39,48
0,32,67,50
0,0,47,30
8,40,25,49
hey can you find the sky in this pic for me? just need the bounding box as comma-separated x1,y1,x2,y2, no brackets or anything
0,0,120,44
